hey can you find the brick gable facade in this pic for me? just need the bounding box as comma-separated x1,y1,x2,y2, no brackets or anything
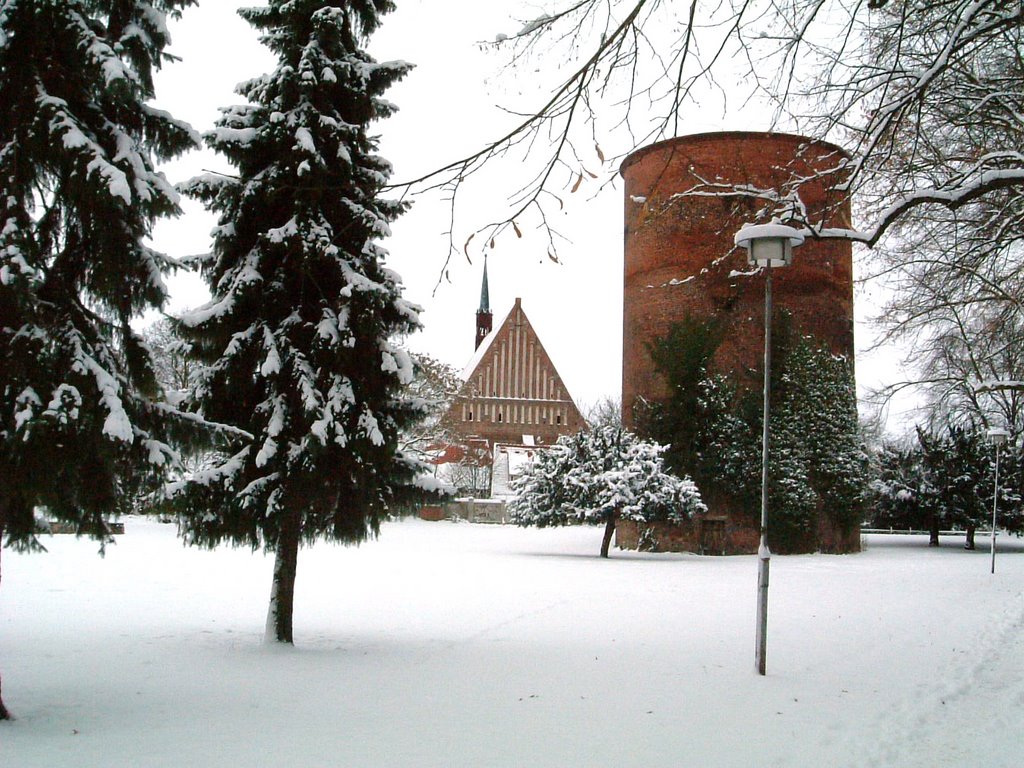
442,297,586,450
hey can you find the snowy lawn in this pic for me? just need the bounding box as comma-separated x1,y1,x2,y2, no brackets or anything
2,517,1023,767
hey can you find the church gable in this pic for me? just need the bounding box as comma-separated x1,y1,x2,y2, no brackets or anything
444,297,585,447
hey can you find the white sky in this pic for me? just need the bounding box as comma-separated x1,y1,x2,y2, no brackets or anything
149,0,916,425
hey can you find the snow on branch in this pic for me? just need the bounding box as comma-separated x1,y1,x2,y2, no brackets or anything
165,447,251,495
975,380,1024,394
815,168,1024,246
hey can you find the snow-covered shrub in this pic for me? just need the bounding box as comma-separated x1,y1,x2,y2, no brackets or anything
870,424,1024,547
509,426,705,557
642,314,870,553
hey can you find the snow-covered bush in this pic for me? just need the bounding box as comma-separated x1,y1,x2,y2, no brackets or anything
768,336,872,551
870,425,1024,547
509,426,705,557
642,314,870,553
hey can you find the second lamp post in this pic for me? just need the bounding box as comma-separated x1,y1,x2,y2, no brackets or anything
987,427,1009,575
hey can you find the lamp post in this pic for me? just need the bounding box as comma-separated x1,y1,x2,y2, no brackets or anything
734,222,804,676
986,427,1009,575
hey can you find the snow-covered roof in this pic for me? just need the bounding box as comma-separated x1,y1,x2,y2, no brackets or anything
460,303,514,381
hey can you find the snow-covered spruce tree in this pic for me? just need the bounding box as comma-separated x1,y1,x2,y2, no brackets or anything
918,425,991,549
919,424,1023,549
870,425,1024,547
771,338,872,552
509,426,706,558
869,441,940,539
0,0,198,719
172,1,438,644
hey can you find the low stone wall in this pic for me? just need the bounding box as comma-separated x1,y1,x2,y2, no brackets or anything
616,515,759,555
46,521,125,535
616,513,859,555
418,499,509,524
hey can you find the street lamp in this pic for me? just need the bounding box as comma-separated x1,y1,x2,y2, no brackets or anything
986,427,1009,575
734,222,804,676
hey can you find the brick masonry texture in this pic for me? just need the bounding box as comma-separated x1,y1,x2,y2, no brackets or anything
618,132,858,554
620,132,854,425
443,298,586,450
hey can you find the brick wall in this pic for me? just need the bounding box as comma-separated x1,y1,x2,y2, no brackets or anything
444,298,586,450
620,132,854,422
618,132,858,554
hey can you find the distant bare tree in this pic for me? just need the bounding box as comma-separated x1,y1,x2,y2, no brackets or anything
442,447,492,498
143,318,199,403
397,0,1024,425
585,396,622,429
400,352,463,457
872,267,1024,436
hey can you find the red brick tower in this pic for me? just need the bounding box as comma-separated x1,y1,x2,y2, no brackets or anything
620,132,854,425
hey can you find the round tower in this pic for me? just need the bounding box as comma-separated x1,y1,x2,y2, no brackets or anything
620,132,854,424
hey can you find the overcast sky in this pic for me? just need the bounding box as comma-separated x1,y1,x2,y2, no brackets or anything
149,1,915,425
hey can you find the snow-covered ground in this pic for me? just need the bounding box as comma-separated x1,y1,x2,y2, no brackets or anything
3,518,1022,767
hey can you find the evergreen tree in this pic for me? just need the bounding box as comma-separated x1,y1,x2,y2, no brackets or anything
991,441,1024,542
509,426,706,558
870,425,1024,547
0,0,198,719
171,0,435,644
870,442,939,537
771,338,871,551
642,318,870,552
919,425,1022,548
919,426,987,548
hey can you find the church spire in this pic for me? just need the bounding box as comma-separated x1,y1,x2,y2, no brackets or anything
479,255,490,313
475,257,493,350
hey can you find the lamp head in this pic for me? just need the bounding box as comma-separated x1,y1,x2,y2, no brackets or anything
987,427,1010,446
734,223,805,268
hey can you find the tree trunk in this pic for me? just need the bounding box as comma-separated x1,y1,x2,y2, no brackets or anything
265,516,300,644
929,514,940,547
0,525,10,720
600,514,618,558
965,524,976,550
